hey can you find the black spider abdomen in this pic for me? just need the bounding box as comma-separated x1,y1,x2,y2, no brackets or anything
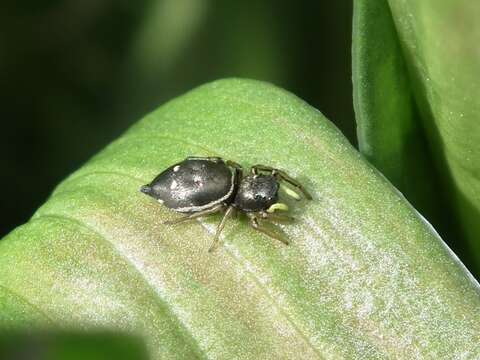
144,159,235,212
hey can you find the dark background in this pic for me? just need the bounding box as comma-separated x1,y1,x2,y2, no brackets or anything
0,0,354,238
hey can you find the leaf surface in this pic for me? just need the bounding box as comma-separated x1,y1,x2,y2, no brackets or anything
352,0,442,224
353,0,480,275
387,0,480,275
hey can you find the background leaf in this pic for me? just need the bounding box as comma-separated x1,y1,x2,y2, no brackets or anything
353,0,480,276
1,79,479,359
0,331,148,360
388,0,480,276
352,0,442,224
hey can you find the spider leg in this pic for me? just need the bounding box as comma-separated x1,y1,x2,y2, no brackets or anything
163,204,224,225
209,206,235,253
226,160,243,190
248,213,289,245
251,164,312,200
260,211,295,223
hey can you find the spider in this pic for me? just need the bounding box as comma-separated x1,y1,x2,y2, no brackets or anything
140,156,311,252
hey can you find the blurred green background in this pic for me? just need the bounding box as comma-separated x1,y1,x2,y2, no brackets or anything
0,0,354,238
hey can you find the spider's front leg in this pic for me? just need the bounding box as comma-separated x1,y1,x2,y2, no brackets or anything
259,211,295,223
247,213,289,245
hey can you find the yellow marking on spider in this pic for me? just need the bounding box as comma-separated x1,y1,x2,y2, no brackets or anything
267,202,289,213
281,185,301,200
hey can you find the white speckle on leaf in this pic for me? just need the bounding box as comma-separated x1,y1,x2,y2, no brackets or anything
170,180,178,190
173,165,180,172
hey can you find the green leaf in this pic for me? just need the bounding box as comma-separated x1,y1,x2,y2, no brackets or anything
352,0,442,223
1,79,479,358
353,0,480,275
387,0,480,275
0,331,148,360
